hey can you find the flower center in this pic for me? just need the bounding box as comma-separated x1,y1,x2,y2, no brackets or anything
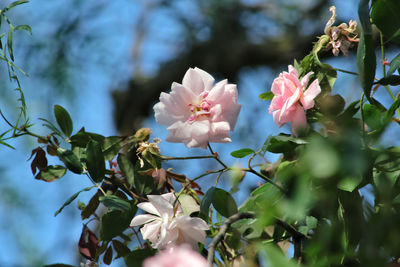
187,92,211,123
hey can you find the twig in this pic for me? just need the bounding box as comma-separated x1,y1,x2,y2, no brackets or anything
207,212,255,267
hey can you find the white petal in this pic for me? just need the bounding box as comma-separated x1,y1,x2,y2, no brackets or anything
137,202,160,217
194,67,215,91
148,194,174,218
182,68,205,95
130,214,157,227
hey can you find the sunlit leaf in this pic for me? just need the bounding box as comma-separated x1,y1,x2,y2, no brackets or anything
54,105,73,137
230,148,255,158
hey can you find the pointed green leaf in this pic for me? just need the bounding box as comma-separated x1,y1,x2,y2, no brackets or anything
375,75,400,86
259,92,274,101
117,153,135,186
54,186,94,216
371,0,400,42
388,53,400,76
356,34,376,100
5,0,29,11
86,139,105,182
14,24,32,35
7,28,14,61
54,105,73,137
100,202,137,241
103,136,123,161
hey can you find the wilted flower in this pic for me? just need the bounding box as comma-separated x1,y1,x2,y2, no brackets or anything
268,65,321,135
143,245,207,267
153,67,241,149
130,192,209,249
324,6,359,56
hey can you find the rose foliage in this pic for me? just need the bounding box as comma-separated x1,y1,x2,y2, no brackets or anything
3,1,400,267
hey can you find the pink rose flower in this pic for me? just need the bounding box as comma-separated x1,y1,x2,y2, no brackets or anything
143,245,207,267
154,67,241,149
130,192,209,249
268,65,321,135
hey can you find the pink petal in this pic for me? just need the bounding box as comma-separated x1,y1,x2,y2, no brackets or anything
290,104,307,136
182,68,205,95
194,67,215,91
141,220,162,242
301,79,321,110
300,71,313,89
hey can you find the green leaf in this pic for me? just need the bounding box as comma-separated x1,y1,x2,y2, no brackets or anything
364,104,385,130
81,192,100,220
54,186,94,216
357,1,376,100
57,148,83,174
371,0,400,42
124,249,156,267
70,131,105,147
266,134,307,154
112,240,131,259
375,75,400,86
338,176,363,192
259,243,298,267
103,136,123,161
212,188,238,218
200,187,216,220
5,0,29,11
259,91,274,101
134,161,155,195
99,195,132,212
306,216,318,229
7,28,14,61
14,24,32,35
177,193,200,215
54,105,73,137
38,118,63,137
386,98,400,120
86,139,105,182
36,165,67,182
388,53,400,76
117,153,135,186
230,148,255,158
100,203,137,241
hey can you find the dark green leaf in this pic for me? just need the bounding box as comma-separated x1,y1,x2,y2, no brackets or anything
259,91,274,101
103,245,113,265
200,186,216,221
86,139,105,183
230,148,255,158
306,216,318,229
388,53,400,76
356,34,376,101
338,176,363,192
81,192,100,220
38,118,63,137
14,24,32,35
371,0,400,42
54,186,94,216
357,1,376,100
57,148,83,174
375,75,400,86
117,153,135,186
7,28,14,61
212,188,238,218
70,131,105,147
266,134,307,154
124,249,156,267
54,105,73,137
112,240,131,259
134,161,155,195
99,195,131,212
100,203,137,241
36,165,67,182
103,136,123,161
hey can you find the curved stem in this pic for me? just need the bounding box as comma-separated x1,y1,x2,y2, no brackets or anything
334,68,359,76
207,143,228,168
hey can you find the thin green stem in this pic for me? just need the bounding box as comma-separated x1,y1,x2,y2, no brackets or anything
86,173,106,196
207,143,228,168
